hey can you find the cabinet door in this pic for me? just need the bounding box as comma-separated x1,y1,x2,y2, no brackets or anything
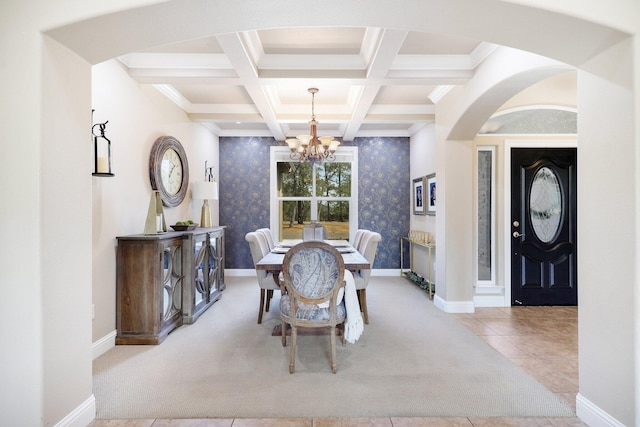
205,231,224,300
192,233,209,312
210,230,225,292
116,235,184,345
160,239,184,331
181,228,225,324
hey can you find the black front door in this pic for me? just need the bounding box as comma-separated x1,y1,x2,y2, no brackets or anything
511,148,577,306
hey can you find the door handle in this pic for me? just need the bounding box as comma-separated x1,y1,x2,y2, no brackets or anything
513,231,525,238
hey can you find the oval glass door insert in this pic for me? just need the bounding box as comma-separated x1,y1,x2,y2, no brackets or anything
530,167,562,243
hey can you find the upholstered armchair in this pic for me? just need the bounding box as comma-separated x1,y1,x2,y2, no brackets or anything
280,241,346,373
256,228,276,250
354,231,382,324
352,229,368,249
245,231,280,324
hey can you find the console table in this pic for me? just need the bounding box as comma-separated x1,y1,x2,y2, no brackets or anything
116,226,225,345
399,236,435,299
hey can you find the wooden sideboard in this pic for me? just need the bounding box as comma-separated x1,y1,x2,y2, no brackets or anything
116,226,225,345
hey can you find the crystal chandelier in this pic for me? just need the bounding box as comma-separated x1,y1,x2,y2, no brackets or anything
285,88,340,162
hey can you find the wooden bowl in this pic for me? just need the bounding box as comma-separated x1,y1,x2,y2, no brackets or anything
170,224,197,231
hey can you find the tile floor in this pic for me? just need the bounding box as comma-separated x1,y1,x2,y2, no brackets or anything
452,306,579,413
89,306,585,427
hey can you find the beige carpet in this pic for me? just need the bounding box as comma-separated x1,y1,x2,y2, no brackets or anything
93,276,575,419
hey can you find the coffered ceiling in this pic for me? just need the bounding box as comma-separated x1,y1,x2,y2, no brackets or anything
118,27,496,141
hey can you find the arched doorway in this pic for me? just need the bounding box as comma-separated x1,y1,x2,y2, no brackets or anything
29,1,636,425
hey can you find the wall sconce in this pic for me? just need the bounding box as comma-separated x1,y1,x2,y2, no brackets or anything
191,161,218,227
92,110,114,177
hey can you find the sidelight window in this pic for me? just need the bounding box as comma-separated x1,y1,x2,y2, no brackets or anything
476,147,496,285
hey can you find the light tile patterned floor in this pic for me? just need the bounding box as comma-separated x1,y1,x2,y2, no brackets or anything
89,307,585,427
452,306,579,412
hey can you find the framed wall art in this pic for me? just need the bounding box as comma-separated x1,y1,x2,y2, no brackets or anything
426,173,436,215
413,176,426,215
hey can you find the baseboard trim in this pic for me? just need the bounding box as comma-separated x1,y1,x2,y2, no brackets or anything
473,295,507,307
54,395,95,427
371,269,397,276
576,393,625,427
225,269,256,276
433,294,475,313
92,330,116,360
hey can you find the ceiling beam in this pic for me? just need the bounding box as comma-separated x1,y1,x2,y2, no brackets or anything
216,32,286,140
343,29,408,141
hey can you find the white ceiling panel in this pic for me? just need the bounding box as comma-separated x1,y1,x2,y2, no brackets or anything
258,27,366,54
118,26,552,141
173,84,252,104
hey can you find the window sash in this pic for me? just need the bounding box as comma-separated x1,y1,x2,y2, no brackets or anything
270,146,358,241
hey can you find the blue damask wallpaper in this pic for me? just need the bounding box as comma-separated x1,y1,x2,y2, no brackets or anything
356,137,410,268
220,136,410,269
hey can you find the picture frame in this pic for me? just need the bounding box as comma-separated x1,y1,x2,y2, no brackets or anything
413,176,426,215
426,173,436,215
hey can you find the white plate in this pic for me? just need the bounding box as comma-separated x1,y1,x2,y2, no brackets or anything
337,247,355,253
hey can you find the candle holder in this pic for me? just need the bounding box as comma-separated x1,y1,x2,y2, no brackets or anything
92,110,114,177
144,191,166,234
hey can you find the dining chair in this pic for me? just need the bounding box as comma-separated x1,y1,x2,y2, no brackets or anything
352,229,368,249
245,231,281,324
354,231,382,324
256,227,276,250
280,240,346,373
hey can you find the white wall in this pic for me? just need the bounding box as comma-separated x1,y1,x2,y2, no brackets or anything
576,37,637,426
1,11,47,427
40,36,94,427
409,124,437,280
0,2,129,423
498,71,577,113
91,59,219,343
436,138,474,304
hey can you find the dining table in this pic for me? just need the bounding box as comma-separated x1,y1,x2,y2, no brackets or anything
256,239,368,342
255,239,370,280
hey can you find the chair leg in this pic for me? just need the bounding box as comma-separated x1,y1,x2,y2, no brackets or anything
257,289,266,324
265,289,273,312
281,320,287,347
289,325,297,373
359,289,369,324
338,323,345,346
330,324,337,373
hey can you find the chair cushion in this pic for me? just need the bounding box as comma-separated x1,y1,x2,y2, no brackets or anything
287,247,340,298
280,295,346,322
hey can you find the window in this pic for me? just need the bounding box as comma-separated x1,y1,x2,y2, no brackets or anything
271,147,357,241
476,147,495,284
